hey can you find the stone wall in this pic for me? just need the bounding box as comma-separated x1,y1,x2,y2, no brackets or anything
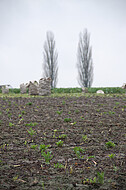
28,81,39,95
20,83,27,94
2,86,9,94
38,78,51,96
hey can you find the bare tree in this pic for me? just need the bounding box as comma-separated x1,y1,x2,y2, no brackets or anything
77,29,93,87
42,31,58,88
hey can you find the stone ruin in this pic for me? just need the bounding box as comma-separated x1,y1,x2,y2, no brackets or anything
20,83,27,94
21,78,51,96
28,81,39,95
38,78,51,96
2,86,9,94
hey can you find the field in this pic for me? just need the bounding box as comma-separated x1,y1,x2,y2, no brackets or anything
0,93,126,190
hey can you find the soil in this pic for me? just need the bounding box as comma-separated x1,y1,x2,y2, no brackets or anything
0,95,126,190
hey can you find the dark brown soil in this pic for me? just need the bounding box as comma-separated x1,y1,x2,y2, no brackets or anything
0,95,126,190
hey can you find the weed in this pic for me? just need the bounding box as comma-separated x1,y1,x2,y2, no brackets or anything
106,141,116,148
27,128,36,136
64,118,71,122
56,140,64,147
54,163,65,168
41,151,53,164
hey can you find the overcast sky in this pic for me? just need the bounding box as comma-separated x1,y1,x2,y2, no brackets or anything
0,0,126,88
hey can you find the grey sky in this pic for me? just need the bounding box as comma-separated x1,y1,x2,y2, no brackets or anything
0,0,126,88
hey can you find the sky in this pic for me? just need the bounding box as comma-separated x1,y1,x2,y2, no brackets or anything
0,0,126,88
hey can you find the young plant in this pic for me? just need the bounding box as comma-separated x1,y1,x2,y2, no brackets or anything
56,110,63,115
83,177,96,184
82,135,88,142
26,102,32,105
54,162,65,169
9,122,14,127
106,141,116,148
53,129,58,138
73,146,85,159
59,134,67,139
27,128,36,136
56,140,64,147
31,144,38,149
41,151,53,164
64,118,71,122
39,144,50,152
108,154,115,159
26,122,38,126
86,155,95,161
96,171,104,184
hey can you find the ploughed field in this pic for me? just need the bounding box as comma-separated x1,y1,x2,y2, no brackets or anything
0,95,126,190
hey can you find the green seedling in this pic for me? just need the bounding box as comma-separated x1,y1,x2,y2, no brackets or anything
62,101,66,105
64,118,71,122
59,134,67,139
27,128,36,136
41,151,53,164
82,135,88,142
71,121,77,125
56,110,63,115
21,111,25,114
56,140,64,147
108,111,115,115
26,102,32,105
97,171,104,184
39,144,50,152
54,163,65,169
24,141,27,145
13,175,18,181
83,177,96,184
75,109,79,114
9,122,14,127
31,144,38,149
26,122,38,126
106,141,116,148
73,146,85,159
108,154,115,159
113,165,119,172
8,113,12,118
86,155,95,161
53,129,58,138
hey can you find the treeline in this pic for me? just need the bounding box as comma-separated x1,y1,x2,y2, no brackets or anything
0,87,125,94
